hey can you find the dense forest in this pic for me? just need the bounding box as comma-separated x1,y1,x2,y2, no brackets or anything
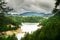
8,16,46,24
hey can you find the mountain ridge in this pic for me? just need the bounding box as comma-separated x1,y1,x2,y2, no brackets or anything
20,12,53,17
6,12,53,17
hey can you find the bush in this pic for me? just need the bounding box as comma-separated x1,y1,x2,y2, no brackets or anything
0,34,17,40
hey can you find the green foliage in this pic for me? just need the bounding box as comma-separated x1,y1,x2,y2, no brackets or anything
0,16,19,32
0,34,17,40
21,33,32,40
8,16,45,24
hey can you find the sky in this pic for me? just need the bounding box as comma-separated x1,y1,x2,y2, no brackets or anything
5,0,56,14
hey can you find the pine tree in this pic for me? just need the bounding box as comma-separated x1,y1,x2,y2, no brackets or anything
0,0,13,23
55,0,60,9
52,0,60,13
0,0,13,32
0,0,13,15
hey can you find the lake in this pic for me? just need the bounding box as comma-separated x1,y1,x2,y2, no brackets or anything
16,23,42,40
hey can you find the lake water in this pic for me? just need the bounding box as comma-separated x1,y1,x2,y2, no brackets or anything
16,23,42,40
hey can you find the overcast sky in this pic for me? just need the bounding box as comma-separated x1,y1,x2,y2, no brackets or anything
5,0,56,14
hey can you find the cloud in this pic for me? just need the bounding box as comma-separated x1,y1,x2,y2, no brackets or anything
5,0,56,13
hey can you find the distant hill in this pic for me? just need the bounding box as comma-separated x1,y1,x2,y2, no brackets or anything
6,12,53,17
20,12,53,17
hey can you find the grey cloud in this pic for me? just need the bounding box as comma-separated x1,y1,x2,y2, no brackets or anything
39,3,53,11
5,0,56,13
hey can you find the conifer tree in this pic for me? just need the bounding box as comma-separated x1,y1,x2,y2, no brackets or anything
0,0,13,32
